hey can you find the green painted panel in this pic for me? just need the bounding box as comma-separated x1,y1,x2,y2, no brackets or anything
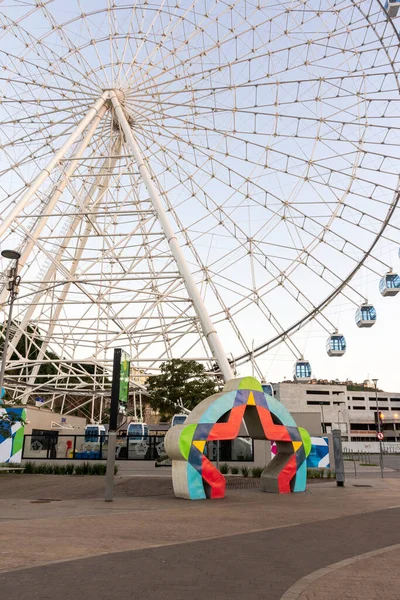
299,427,312,457
179,424,197,460
238,376,263,392
12,425,24,455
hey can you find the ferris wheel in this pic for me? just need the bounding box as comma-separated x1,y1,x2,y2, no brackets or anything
0,0,399,414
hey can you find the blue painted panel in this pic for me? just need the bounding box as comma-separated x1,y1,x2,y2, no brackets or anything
199,391,236,424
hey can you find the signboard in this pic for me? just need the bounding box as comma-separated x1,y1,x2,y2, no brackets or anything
109,348,131,431
119,351,130,406
377,432,384,441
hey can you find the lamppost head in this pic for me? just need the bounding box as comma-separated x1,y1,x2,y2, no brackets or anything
1,249,21,261
372,378,378,387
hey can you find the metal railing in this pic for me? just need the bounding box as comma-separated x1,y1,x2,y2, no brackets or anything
22,434,254,462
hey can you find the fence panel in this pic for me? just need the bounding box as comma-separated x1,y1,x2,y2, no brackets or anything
22,434,254,461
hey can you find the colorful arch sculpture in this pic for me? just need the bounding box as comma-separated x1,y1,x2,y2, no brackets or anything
165,376,311,500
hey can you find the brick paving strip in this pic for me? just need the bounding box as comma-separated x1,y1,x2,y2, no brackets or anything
1,506,400,600
281,544,400,600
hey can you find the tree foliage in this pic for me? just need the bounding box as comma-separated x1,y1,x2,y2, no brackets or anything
146,359,216,421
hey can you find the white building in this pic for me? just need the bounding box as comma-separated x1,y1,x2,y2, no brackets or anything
273,381,400,443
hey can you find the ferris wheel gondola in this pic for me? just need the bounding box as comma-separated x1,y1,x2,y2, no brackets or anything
294,360,312,383
326,334,346,358
261,382,273,397
379,272,400,297
355,304,377,328
385,0,400,17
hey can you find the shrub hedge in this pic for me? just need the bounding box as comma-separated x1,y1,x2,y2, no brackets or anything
22,461,119,475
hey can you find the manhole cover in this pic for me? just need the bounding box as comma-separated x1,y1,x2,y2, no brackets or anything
352,484,372,488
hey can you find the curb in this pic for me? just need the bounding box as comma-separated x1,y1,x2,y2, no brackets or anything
280,543,400,600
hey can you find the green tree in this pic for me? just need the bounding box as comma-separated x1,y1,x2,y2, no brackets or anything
147,359,216,421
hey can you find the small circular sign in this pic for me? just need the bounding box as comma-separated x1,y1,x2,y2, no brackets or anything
377,432,384,441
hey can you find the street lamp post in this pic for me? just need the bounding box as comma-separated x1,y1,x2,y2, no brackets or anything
0,250,21,399
372,378,384,479
337,409,341,431
320,402,325,434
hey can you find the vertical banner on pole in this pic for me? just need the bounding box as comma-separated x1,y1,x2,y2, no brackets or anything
105,348,130,502
109,349,121,432
119,351,130,416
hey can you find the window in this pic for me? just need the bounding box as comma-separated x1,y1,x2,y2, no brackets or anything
350,424,368,430
352,406,365,410
31,429,58,451
332,391,345,395
306,390,330,395
352,396,364,401
383,424,395,431
206,438,254,462
307,400,330,406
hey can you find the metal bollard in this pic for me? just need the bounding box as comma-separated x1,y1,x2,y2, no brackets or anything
333,430,345,487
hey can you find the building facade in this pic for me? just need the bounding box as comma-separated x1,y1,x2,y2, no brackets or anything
273,381,400,443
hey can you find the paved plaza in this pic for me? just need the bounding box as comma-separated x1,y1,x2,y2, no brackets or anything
1,473,400,599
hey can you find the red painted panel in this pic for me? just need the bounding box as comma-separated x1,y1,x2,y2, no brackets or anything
277,454,297,493
207,404,246,441
201,455,226,499
256,406,292,442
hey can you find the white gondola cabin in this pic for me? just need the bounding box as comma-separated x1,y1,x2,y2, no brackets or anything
379,272,400,297
261,382,273,396
171,414,188,427
385,0,400,17
84,424,106,443
293,359,312,382
355,304,376,327
326,334,346,357
127,422,149,443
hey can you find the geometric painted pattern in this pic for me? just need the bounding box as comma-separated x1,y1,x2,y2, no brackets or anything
307,436,330,469
165,377,311,500
0,407,26,464
272,436,330,469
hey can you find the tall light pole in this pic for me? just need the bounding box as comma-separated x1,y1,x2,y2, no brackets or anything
0,250,21,399
320,402,325,434
372,378,384,479
337,409,341,430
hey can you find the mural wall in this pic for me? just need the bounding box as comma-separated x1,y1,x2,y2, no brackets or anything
165,376,311,500
0,407,26,464
272,436,330,469
307,436,330,468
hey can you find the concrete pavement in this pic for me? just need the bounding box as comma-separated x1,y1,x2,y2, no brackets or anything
1,474,400,598
282,544,400,600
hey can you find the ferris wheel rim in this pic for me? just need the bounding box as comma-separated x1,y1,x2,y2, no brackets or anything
0,0,399,394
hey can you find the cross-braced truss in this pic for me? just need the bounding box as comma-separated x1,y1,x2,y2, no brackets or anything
0,1,399,417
